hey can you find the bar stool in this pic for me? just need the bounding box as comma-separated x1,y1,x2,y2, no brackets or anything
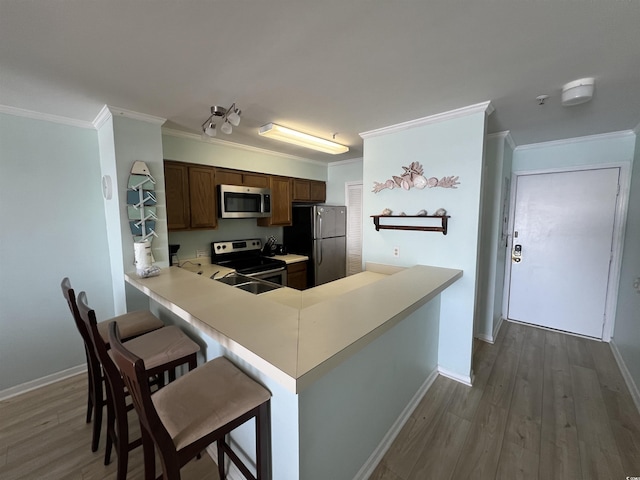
61,277,164,452
108,321,272,480
77,291,200,480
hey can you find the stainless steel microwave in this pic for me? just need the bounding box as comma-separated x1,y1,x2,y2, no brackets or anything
218,184,271,218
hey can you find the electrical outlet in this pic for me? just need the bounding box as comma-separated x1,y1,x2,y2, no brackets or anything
393,246,400,257
196,249,208,258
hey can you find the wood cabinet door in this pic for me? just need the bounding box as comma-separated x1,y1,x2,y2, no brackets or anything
242,173,269,188
287,261,307,290
293,179,311,201
189,166,217,229
293,179,326,202
310,181,326,202
164,162,190,230
215,169,243,186
258,176,292,226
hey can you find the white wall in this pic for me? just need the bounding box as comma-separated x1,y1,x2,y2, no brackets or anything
298,297,440,479
361,107,488,381
475,133,513,341
162,132,327,180
326,158,363,205
612,129,640,399
0,113,114,390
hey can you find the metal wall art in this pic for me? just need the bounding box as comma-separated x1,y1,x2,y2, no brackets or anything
372,161,460,193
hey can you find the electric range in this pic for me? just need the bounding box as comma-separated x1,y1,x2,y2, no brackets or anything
211,238,287,284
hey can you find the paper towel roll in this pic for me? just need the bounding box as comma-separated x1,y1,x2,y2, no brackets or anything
134,241,152,274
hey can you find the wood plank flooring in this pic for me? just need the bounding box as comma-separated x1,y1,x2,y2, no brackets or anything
0,374,219,479
371,321,640,480
1,321,638,479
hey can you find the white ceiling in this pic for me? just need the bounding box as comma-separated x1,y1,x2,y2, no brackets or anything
1,1,639,163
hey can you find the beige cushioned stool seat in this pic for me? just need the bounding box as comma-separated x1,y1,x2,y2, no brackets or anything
108,325,200,371
97,310,163,344
152,356,271,450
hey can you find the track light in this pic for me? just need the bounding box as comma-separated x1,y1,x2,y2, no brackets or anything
258,123,349,155
204,122,216,137
201,103,241,137
227,106,241,126
220,120,233,135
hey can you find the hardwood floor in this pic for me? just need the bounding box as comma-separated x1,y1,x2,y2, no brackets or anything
371,321,640,480
0,374,219,479
1,321,638,479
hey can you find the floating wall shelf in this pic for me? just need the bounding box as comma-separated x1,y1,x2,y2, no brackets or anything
371,215,450,235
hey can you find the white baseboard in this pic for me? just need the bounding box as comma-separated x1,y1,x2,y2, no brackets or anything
437,366,473,386
475,316,504,345
353,368,439,480
475,333,494,344
609,340,640,414
0,364,87,401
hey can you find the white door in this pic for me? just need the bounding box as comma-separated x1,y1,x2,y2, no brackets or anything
507,168,619,338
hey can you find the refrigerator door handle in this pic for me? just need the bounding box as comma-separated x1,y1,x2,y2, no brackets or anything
317,211,323,265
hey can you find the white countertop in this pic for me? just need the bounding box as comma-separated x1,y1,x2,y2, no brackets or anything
125,263,462,393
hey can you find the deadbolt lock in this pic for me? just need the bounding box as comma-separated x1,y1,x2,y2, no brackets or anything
512,244,522,263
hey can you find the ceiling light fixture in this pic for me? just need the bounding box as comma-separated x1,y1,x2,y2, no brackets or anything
561,78,595,106
201,103,241,137
258,123,349,155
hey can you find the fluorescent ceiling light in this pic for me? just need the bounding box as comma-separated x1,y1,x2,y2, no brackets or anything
258,123,349,155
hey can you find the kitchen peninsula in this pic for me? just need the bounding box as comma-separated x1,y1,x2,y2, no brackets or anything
126,263,462,480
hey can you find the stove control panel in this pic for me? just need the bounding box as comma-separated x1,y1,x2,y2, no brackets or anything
211,238,263,260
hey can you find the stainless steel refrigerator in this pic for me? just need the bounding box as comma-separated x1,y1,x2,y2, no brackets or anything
283,205,347,287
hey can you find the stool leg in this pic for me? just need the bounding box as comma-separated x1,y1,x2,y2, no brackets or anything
217,437,225,479
256,401,272,480
141,424,156,480
90,375,103,452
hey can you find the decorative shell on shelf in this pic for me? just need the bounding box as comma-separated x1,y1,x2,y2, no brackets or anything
381,208,393,216
416,209,428,216
398,212,406,216
435,208,447,216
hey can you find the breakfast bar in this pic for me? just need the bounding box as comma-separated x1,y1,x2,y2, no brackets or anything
125,263,462,479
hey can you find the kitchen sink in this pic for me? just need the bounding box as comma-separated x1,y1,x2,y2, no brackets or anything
234,281,281,295
214,273,282,294
215,273,252,286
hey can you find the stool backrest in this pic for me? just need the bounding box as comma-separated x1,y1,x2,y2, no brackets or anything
75,292,126,404
60,278,94,353
61,278,102,380
108,321,175,453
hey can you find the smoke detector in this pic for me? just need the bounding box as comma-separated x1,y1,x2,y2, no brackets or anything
561,78,595,106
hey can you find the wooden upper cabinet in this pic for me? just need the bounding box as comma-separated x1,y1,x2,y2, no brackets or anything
164,161,217,231
309,180,326,202
188,166,217,229
258,176,292,227
215,168,269,188
164,161,190,230
292,178,326,203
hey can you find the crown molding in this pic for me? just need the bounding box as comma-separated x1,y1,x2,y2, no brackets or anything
515,129,635,152
328,157,364,167
161,127,328,167
103,105,166,126
487,130,517,150
359,101,494,139
0,104,94,129
92,104,113,130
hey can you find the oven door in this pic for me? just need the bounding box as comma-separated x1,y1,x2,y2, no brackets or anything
245,267,287,286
